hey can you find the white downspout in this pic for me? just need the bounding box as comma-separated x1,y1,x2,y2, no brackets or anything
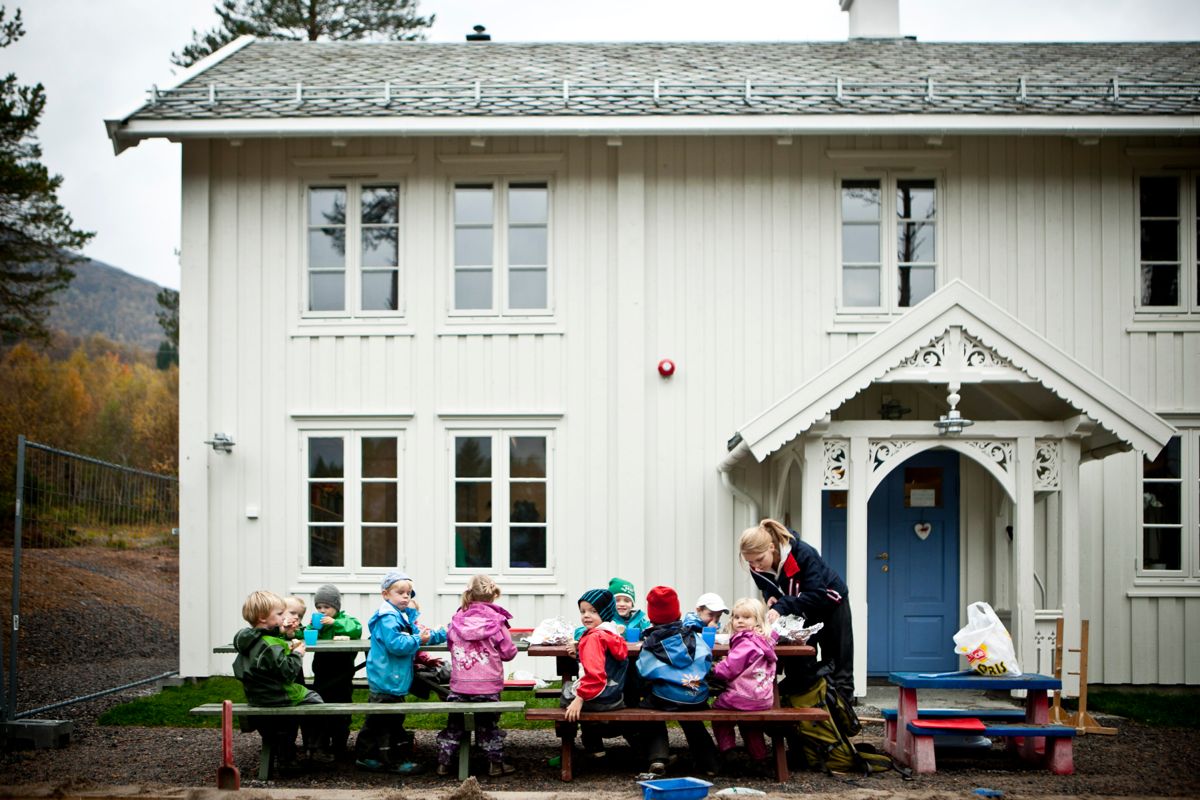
719,439,761,523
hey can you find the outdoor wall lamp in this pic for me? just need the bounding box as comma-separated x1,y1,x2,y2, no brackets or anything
934,386,974,436
204,433,236,453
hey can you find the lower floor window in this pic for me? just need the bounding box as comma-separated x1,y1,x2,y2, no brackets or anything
307,431,401,569
1141,430,1199,577
453,429,550,571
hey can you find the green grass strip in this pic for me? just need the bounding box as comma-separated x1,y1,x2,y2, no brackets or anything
1073,689,1200,729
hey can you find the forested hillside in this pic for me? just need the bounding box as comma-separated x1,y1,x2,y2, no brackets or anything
45,256,167,352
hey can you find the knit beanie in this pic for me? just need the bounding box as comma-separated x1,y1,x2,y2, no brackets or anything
608,577,636,603
579,589,616,622
381,570,414,595
313,584,341,613
646,585,681,625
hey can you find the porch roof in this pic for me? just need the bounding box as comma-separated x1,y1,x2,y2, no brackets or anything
725,280,1176,466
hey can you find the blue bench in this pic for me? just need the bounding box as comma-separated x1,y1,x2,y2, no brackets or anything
904,720,1075,775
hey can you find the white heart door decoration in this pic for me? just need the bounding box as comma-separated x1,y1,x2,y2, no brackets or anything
914,522,932,540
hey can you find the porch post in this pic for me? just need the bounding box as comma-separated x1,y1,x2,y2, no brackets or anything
1060,438,1082,695
1014,437,1037,677
801,437,824,549
847,436,869,697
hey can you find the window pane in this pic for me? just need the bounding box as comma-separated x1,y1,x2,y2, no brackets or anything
456,525,492,568
362,526,397,567
841,181,880,222
842,224,880,263
510,437,547,477
309,438,344,478
309,526,344,567
362,483,397,523
1143,483,1181,525
308,483,344,522
309,228,346,267
309,187,346,226
363,437,397,478
897,180,936,220
509,185,548,224
843,265,880,307
509,268,547,309
1141,220,1179,262
310,272,345,312
1141,264,1179,306
455,186,493,225
1145,438,1181,479
361,270,398,311
508,226,547,266
899,266,936,307
898,222,935,263
456,436,492,477
455,227,493,266
510,526,547,568
362,227,398,267
455,269,493,310
361,186,398,224
1143,528,1181,570
455,482,492,522
510,483,546,522
1139,176,1178,218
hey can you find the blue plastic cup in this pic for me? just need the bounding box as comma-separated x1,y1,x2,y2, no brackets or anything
702,626,716,648
311,611,323,629
303,628,318,647
624,626,642,643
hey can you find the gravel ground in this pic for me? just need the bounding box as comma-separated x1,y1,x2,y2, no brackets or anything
1,546,1199,797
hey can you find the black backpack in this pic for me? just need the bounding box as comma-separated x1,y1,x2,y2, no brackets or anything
784,676,905,777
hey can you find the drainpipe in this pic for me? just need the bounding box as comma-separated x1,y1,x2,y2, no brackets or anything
718,438,760,523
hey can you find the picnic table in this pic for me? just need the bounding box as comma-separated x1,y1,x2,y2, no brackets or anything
886,670,1075,775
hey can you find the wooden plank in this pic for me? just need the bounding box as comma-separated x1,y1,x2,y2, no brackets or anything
1156,596,1183,684
191,701,524,715
523,707,828,722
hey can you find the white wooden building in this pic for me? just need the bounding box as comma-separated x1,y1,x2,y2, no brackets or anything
107,1,1200,694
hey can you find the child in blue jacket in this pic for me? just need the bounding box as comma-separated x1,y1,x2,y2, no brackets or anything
355,571,446,773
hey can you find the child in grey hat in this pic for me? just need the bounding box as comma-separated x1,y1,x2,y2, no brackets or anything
308,584,362,758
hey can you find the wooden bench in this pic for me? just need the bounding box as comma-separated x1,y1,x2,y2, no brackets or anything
190,700,524,781
524,705,830,782
903,720,1075,775
879,707,1026,744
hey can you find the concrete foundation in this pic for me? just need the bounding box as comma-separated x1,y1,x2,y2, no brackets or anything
3,718,74,749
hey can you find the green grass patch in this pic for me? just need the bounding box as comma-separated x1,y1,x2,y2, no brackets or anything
1064,688,1200,729
100,679,557,731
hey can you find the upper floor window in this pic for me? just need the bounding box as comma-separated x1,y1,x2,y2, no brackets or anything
840,176,938,313
452,429,551,573
1141,431,1199,580
1137,174,1199,314
307,432,402,569
307,182,401,315
453,181,550,315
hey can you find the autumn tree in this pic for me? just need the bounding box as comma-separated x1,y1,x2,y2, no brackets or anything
0,6,93,341
155,287,178,368
172,0,434,67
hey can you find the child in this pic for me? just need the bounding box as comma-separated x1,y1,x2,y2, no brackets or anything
435,575,519,777
609,578,651,635
687,592,729,631
308,584,362,758
710,598,777,771
232,590,325,771
637,586,718,776
283,596,307,640
357,571,446,774
562,589,629,758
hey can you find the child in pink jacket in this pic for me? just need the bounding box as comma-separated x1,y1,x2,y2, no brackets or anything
711,597,778,766
435,575,519,777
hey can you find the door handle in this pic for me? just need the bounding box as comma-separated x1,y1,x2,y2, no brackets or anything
875,552,889,560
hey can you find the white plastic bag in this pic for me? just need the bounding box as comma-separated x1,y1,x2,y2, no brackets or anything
952,601,1022,676
770,614,824,644
527,616,572,645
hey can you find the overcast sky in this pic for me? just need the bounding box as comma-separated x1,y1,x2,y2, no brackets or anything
8,0,1200,290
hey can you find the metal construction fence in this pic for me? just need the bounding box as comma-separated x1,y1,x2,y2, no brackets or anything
2,436,179,721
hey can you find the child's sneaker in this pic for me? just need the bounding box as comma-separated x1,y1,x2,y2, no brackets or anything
310,747,336,765
648,761,667,776
387,760,423,775
436,763,451,777
488,761,516,777
355,757,385,772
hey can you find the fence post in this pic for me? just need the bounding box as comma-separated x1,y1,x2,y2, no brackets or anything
7,434,25,722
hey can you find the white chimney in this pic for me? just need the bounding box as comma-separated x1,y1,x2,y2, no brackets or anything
840,0,901,39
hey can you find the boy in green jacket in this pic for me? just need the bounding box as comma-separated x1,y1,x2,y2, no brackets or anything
308,584,363,758
233,590,326,770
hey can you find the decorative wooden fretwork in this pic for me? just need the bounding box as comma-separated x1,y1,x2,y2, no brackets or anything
962,332,1015,369
899,335,948,368
869,439,918,473
1035,439,1061,490
964,440,1014,474
823,440,848,488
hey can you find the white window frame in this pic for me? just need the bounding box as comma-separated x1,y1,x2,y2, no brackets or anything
445,424,556,580
299,426,407,578
447,176,554,320
1134,171,1200,318
834,169,943,322
1138,429,1200,582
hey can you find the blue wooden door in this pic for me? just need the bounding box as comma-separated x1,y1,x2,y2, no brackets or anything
866,449,960,674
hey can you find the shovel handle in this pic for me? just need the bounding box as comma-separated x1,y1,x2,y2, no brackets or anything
222,699,234,766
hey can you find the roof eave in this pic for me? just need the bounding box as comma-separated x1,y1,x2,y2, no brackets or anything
105,112,1200,152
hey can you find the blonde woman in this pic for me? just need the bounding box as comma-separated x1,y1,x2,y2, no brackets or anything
738,519,854,702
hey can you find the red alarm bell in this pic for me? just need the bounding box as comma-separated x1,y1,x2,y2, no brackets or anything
657,359,676,378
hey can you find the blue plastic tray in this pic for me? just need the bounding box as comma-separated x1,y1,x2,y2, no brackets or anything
638,777,713,800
